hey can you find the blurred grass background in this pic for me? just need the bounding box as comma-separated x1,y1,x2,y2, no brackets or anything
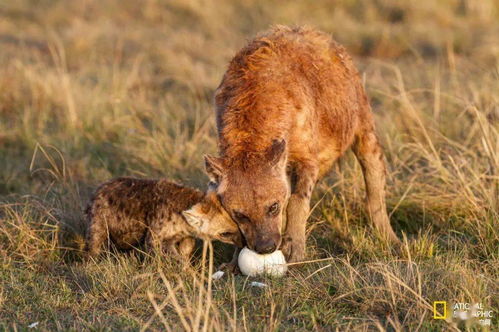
0,0,497,331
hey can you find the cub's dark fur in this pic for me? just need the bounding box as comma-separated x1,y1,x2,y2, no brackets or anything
85,177,242,258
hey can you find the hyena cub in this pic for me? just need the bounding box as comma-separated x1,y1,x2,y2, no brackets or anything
85,177,243,259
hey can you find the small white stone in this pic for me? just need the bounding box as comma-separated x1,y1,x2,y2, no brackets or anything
238,247,287,277
28,322,39,328
250,281,268,288
211,271,225,280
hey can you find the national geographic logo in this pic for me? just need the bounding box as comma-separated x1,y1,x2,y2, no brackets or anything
433,301,494,327
433,301,447,320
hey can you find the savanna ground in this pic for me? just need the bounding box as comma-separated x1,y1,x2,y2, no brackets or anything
0,0,498,331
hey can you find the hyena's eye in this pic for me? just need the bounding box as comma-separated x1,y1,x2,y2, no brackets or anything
267,202,280,216
233,211,250,224
220,232,234,238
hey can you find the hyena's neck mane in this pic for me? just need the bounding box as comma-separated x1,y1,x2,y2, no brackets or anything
215,55,291,167
215,27,325,167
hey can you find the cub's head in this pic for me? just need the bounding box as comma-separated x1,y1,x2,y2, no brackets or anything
203,139,290,254
182,190,244,247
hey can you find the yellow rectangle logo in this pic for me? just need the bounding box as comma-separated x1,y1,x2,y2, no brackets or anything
433,301,447,319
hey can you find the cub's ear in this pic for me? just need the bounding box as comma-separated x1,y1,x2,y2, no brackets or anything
266,139,287,168
182,208,204,230
204,155,225,183
208,180,218,192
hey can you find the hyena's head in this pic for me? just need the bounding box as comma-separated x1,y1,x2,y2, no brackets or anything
204,139,290,254
182,190,244,248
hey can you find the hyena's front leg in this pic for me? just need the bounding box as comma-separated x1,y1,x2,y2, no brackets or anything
177,237,195,260
218,247,241,274
353,128,400,244
281,163,319,263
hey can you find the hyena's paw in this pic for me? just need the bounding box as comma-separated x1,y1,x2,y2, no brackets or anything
280,235,305,263
218,262,241,275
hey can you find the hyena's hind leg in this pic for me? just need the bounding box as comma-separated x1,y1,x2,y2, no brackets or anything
352,126,400,244
85,215,110,258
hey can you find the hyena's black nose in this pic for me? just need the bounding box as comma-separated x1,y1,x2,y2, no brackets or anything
255,238,277,254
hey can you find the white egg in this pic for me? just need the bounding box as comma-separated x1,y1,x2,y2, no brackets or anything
238,247,287,277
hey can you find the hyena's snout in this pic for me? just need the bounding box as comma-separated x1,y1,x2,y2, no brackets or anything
254,232,281,254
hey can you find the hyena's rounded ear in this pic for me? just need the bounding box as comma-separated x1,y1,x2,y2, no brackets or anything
182,209,204,230
266,139,287,168
204,155,225,183
208,181,218,192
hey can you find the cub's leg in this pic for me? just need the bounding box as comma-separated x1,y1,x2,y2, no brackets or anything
218,247,241,274
352,127,400,243
281,163,319,262
85,215,110,258
177,237,195,260
145,218,170,254
145,231,169,255
146,232,192,263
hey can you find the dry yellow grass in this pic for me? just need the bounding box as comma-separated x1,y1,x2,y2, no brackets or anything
0,0,497,331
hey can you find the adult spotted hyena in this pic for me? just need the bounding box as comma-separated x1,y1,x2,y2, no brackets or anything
205,26,400,263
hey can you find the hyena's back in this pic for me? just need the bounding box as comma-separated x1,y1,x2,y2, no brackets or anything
215,25,370,174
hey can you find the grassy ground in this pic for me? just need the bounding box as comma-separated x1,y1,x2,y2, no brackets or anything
0,0,498,331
